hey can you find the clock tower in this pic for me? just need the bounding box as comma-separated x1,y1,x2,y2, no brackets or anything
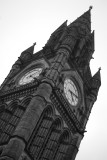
0,8,101,160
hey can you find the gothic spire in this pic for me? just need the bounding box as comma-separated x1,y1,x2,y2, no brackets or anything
45,20,67,48
51,20,67,35
90,68,101,99
21,43,36,55
92,68,101,86
68,7,92,37
81,31,94,62
20,43,35,63
74,30,94,58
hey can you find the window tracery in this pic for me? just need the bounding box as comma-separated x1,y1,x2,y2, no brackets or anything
27,106,54,159
0,97,31,145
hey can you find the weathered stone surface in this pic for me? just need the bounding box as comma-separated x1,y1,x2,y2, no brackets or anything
1,138,25,160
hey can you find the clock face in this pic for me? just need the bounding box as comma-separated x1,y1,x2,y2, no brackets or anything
19,68,42,85
64,78,79,106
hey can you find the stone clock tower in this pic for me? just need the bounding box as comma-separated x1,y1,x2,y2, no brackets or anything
0,8,101,160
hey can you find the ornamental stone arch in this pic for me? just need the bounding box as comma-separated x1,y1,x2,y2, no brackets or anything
20,96,32,109
7,100,19,111
0,100,20,145
37,116,63,160
0,98,30,144
52,116,63,130
43,103,55,118
59,128,71,143
54,128,72,160
26,104,54,159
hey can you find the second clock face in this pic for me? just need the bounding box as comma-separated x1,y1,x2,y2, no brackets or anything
19,68,42,85
64,78,79,106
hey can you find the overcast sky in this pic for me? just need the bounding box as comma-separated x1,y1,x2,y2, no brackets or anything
0,0,106,160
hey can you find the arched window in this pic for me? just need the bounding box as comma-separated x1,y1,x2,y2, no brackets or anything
0,97,31,145
54,129,71,160
39,117,62,160
0,101,18,144
20,96,32,109
27,105,54,159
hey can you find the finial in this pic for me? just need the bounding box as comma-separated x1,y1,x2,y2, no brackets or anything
91,56,94,59
89,6,93,10
98,67,101,71
33,42,36,46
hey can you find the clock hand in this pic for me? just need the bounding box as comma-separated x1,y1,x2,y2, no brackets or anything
69,90,74,102
70,91,78,99
29,75,37,81
69,90,78,105
69,84,78,96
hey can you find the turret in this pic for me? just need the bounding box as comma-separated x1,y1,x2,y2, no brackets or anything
90,68,101,100
82,68,101,128
45,20,67,50
0,43,36,90
19,42,36,64
68,7,92,37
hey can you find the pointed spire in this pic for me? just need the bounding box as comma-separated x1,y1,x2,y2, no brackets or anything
92,68,101,85
91,68,101,90
21,43,35,55
81,31,94,62
45,20,67,48
89,6,93,10
33,42,36,46
89,68,101,100
74,31,94,59
20,43,35,63
68,7,92,37
51,20,67,35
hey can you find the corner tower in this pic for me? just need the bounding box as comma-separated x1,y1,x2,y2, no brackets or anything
0,8,101,160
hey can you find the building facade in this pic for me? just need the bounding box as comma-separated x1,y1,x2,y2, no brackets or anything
0,8,101,160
